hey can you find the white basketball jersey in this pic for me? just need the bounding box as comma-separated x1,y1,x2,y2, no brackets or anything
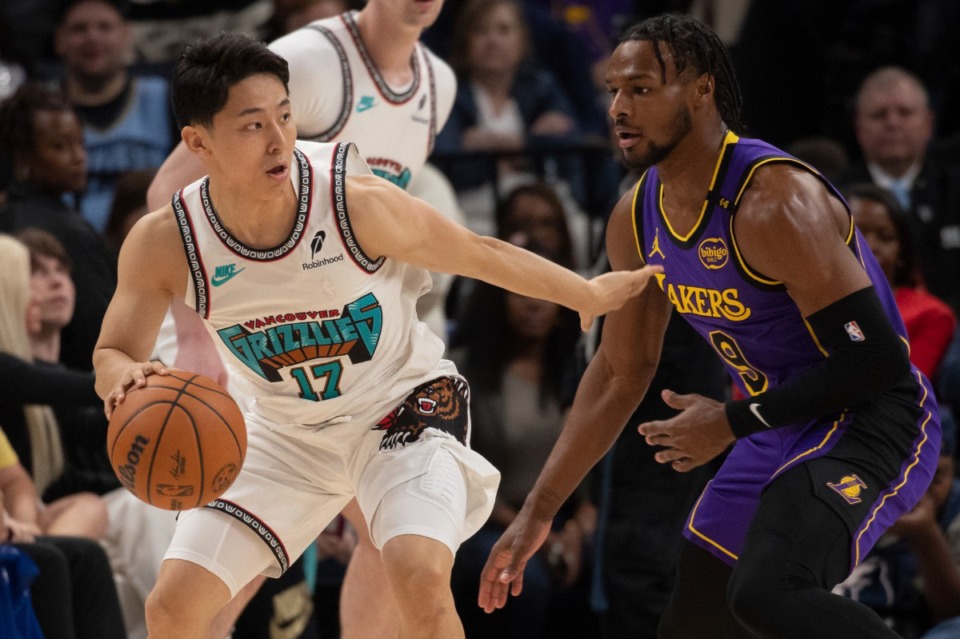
269,10,456,190
171,141,446,429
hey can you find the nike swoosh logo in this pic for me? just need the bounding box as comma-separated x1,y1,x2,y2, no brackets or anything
211,268,245,287
356,100,377,112
749,403,772,428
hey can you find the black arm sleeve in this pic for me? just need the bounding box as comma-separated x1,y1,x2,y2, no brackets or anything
0,352,100,406
725,286,911,438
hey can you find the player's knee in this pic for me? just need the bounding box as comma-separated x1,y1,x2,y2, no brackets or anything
382,537,453,605
145,580,216,637
727,559,782,633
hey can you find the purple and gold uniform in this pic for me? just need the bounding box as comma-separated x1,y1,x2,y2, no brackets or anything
632,131,941,570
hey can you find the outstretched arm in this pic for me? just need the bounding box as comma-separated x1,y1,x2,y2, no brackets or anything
476,190,673,612
346,175,661,330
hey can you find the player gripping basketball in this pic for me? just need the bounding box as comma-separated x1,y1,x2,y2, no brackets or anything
93,33,659,638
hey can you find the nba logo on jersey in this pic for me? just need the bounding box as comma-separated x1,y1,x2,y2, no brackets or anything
844,321,865,342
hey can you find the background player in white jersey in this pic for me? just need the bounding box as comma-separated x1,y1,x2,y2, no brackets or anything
95,33,660,639
144,1,459,633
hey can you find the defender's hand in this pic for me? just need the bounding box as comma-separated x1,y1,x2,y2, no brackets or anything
478,512,551,613
638,390,735,472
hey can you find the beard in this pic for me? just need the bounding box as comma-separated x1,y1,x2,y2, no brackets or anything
622,106,693,170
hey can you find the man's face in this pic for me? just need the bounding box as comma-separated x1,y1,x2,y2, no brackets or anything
605,40,695,170
855,78,933,171
192,74,297,201
55,0,129,81
30,254,76,331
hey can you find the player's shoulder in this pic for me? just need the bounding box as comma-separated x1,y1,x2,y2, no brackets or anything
124,204,182,260
269,13,347,58
420,42,455,86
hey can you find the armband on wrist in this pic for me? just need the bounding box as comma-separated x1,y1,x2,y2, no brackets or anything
725,399,771,439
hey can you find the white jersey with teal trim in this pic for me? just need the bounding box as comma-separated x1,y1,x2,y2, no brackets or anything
171,141,446,430
269,10,455,191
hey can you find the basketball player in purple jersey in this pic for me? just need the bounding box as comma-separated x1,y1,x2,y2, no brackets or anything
480,14,941,638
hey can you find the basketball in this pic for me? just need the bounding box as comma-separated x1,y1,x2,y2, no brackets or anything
106,371,247,510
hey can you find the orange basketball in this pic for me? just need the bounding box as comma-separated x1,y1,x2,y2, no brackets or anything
106,371,247,510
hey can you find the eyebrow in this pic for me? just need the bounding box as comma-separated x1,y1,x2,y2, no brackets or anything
236,97,291,118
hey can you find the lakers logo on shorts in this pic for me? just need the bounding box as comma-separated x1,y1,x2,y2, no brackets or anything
827,474,868,505
374,377,469,450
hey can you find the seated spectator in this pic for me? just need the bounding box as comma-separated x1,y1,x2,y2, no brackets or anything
16,228,119,499
497,181,581,269
837,67,960,316
446,181,582,331
0,425,104,543
434,0,584,231
53,0,176,232
448,238,594,639
833,415,960,638
1,426,126,639
0,82,117,373
846,183,957,380
9,229,178,639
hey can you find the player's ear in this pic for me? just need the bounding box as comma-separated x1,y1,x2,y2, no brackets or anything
696,73,714,100
181,125,212,158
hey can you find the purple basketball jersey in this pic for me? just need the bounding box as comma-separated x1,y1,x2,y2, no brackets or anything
631,132,941,569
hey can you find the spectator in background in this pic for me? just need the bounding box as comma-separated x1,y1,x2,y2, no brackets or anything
446,181,581,332
497,182,578,269
14,227,184,639
449,237,592,639
54,0,175,233
837,67,960,315
1,425,127,639
0,83,117,373
0,233,110,526
846,184,956,381
435,0,582,232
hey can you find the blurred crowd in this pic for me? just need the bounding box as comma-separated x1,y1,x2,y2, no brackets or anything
0,1,958,638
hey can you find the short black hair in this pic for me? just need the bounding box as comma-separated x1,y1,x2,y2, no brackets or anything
844,182,917,287
171,32,290,129
621,13,744,134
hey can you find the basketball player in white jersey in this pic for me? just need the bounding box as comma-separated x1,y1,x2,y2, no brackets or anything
144,1,459,633
96,34,659,639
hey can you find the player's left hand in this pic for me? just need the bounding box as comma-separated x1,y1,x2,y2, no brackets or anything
581,264,663,331
638,390,736,471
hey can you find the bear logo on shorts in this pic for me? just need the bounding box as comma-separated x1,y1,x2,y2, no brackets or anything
373,377,469,450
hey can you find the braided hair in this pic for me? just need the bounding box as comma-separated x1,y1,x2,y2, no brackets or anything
621,14,744,134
